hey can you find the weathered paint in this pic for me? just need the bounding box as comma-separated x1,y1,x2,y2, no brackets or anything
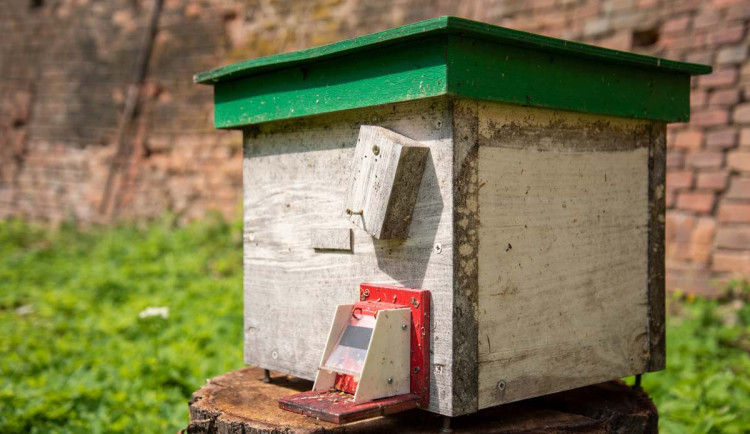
213,37,448,128
197,16,710,128
446,36,692,124
196,16,709,83
278,390,421,424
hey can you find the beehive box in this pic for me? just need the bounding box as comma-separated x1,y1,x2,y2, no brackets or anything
196,17,711,417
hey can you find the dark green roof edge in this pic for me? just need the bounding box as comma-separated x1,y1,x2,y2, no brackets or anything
195,16,711,84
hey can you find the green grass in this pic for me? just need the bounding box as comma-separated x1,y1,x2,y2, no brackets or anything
630,282,750,434
0,215,243,433
0,217,748,433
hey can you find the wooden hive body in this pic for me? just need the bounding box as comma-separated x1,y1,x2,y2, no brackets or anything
197,16,710,417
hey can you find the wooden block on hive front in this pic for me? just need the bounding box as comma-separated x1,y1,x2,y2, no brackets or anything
183,367,658,433
310,228,352,251
344,125,429,240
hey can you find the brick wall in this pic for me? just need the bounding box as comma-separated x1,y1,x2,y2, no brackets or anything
1,0,748,293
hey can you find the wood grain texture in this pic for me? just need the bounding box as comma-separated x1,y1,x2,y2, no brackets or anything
243,99,459,416
450,99,480,415
344,126,429,239
311,228,352,251
185,367,659,434
473,102,654,409
646,123,667,372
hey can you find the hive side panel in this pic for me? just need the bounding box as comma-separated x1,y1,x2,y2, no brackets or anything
476,102,653,409
242,99,457,415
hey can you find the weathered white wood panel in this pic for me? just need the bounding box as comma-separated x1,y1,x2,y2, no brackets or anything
474,102,652,409
344,126,429,239
243,99,457,415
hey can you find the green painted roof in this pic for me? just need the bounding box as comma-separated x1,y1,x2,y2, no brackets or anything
195,16,711,128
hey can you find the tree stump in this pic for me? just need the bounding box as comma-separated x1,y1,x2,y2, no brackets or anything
184,367,657,434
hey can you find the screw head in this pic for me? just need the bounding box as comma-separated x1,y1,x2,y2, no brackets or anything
401,324,408,330
434,243,442,254
272,351,278,360
497,380,506,391
387,377,393,384
372,145,380,155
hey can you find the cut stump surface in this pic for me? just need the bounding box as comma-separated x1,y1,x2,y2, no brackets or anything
184,367,657,433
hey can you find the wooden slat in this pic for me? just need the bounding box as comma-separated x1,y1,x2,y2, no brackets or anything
311,228,352,251
450,99,480,415
646,123,667,371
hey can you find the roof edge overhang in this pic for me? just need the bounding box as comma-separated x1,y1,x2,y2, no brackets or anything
199,16,712,129
196,16,710,85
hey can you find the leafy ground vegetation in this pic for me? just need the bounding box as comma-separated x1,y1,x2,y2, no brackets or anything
631,280,750,434
0,216,243,432
0,216,748,433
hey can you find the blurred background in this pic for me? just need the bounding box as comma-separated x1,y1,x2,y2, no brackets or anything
1,0,749,293
0,0,748,432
